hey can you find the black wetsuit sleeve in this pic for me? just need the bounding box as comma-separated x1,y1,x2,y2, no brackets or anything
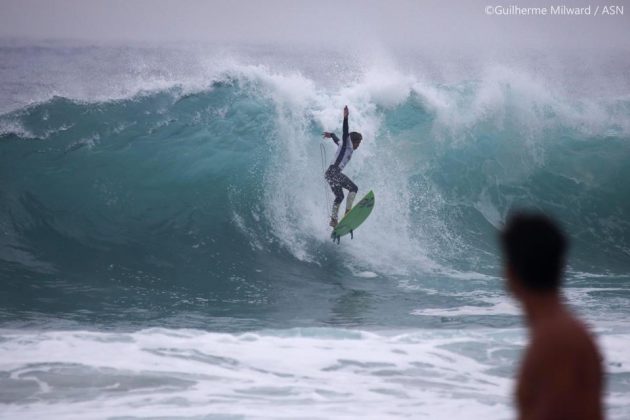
342,116,349,142
330,133,340,145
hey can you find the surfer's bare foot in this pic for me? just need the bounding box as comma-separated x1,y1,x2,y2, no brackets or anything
329,218,338,227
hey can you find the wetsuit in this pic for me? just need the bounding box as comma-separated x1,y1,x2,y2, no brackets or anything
325,115,358,221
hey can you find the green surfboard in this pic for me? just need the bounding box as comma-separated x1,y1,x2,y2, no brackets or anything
331,190,375,243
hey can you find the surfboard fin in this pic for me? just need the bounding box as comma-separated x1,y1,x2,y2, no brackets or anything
350,230,353,240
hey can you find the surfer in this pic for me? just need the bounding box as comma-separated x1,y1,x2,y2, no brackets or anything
322,105,363,228
500,213,603,420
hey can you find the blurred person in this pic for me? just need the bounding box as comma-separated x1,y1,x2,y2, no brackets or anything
500,212,603,420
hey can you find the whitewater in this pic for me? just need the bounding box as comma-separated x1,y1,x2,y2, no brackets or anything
1,42,630,419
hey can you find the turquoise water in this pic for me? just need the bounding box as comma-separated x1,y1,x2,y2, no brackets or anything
1,43,629,419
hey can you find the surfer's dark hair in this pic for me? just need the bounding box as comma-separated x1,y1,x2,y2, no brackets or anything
500,212,567,292
350,132,362,143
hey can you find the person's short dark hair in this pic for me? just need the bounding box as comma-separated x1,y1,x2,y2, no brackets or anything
350,132,362,143
500,212,568,292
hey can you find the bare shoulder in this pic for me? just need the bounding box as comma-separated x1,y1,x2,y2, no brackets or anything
536,314,599,352
521,311,604,419
531,312,602,375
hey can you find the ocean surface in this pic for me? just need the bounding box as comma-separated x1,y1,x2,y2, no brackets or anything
1,41,630,419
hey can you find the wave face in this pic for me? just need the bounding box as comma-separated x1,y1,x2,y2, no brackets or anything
1,46,630,327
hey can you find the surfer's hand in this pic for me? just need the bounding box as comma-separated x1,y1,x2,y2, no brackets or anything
343,106,349,118
322,132,332,138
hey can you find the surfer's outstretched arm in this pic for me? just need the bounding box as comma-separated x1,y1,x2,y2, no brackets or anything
322,132,340,145
343,106,349,141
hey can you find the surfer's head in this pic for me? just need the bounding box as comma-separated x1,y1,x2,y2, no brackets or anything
500,212,567,297
350,132,362,150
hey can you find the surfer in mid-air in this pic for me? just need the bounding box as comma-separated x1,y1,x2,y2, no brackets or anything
322,105,363,228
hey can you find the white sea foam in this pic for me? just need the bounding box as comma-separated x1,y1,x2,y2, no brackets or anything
0,325,628,419
0,327,515,419
353,270,379,278
411,286,630,320
412,301,520,317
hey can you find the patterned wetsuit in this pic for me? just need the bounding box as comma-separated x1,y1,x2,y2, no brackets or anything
325,115,358,206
